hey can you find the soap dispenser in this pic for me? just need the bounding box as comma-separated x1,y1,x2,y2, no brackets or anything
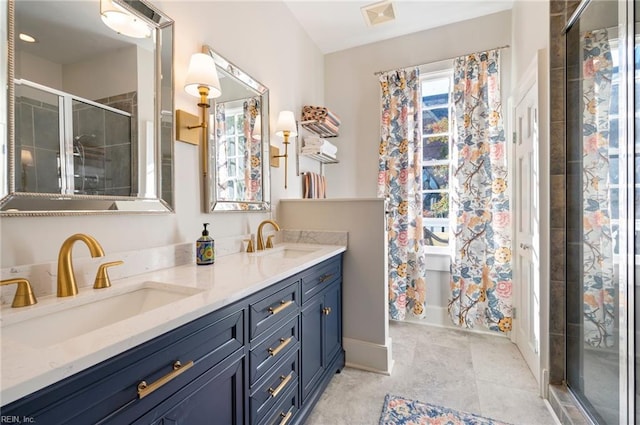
196,223,215,265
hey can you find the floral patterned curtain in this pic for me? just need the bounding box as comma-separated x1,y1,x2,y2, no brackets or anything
243,98,262,201
214,103,229,198
448,50,513,333
581,30,614,348
377,68,427,320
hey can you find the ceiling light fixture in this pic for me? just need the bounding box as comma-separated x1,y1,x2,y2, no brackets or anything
100,0,151,39
18,33,37,43
361,0,396,27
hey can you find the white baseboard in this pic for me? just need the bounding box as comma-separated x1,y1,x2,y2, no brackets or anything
343,337,393,375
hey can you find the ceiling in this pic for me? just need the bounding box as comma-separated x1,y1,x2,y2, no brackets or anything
283,0,515,54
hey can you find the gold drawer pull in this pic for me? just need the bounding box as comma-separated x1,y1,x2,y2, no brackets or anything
322,307,332,315
279,408,293,425
268,336,293,357
269,299,293,315
137,360,194,399
318,273,334,283
269,372,293,398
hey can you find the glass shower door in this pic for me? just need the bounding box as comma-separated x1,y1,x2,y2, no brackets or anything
565,0,626,423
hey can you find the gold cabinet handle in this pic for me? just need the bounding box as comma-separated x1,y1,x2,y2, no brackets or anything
279,408,293,425
268,336,293,357
268,299,293,315
322,307,332,315
0,278,37,308
269,373,293,398
318,273,334,283
137,360,194,399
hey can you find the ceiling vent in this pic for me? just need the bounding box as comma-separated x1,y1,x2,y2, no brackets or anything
361,0,396,27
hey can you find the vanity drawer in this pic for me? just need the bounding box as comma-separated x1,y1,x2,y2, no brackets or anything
249,277,300,341
2,302,245,425
250,349,299,425
250,314,299,385
258,383,299,425
300,256,342,303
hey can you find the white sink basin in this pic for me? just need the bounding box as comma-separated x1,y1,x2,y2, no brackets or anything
252,245,321,259
1,282,203,348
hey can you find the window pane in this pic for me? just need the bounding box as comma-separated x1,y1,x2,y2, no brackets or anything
423,108,449,135
423,165,449,190
423,192,449,218
421,77,450,108
423,136,449,161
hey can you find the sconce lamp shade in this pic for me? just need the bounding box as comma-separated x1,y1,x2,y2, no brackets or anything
21,149,33,167
184,53,221,99
100,0,151,39
252,115,262,140
275,111,298,137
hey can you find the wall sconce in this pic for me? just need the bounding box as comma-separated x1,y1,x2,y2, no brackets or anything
273,111,298,189
252,115,262,140
20,149,33,191
180,53,221,180
100,0,151,38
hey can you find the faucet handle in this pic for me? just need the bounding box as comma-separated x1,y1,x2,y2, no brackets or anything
244,239,255,253
1,278,38,308
266,235,275,249
94,261,124,289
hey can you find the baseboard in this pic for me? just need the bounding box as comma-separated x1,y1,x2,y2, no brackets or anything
343,337,392,375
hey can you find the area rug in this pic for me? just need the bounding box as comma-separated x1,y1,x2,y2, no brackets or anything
379,394,513,425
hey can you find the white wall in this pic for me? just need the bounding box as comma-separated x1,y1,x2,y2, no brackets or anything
15,51,63,90
324,10,512,198
0,1,324,267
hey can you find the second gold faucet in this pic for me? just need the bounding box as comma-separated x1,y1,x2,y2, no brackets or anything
256,220,280,251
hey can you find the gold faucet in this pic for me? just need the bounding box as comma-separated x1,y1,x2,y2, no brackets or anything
1,278,37,307
256,219,280,250
57,233,105,297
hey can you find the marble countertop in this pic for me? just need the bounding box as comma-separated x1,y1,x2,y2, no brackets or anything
0,243,346,406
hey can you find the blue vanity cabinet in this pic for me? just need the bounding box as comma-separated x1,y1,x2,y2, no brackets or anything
1,252,345,425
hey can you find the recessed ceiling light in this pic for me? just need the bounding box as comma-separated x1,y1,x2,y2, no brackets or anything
19,33,37,43
361,0,396,27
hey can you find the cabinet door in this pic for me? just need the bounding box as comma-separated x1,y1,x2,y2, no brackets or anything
138,351,245,425
323,281,342,365
300,296,324,402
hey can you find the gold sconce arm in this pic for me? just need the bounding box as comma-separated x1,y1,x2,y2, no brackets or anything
271,130,291,189
185,86,212,178
1,278,38,308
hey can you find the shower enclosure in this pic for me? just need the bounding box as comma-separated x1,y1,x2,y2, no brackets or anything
564,0,638,423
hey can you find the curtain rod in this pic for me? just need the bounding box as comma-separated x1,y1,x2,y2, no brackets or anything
373,44,510,76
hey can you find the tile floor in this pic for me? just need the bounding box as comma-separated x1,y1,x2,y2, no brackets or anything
306,320,559,425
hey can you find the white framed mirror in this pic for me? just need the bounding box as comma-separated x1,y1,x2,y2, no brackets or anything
1,0,174,215
204,45,270,212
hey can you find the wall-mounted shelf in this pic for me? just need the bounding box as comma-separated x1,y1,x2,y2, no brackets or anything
300,120,339,138
300,151,339,164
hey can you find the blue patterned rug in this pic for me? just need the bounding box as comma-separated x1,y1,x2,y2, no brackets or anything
379,394,513,425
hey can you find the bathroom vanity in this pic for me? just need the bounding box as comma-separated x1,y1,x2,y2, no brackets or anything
0,244,345,425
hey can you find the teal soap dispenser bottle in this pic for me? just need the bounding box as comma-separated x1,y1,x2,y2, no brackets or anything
196,223,215,265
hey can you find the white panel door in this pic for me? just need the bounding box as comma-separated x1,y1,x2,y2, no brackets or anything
514,76,540,384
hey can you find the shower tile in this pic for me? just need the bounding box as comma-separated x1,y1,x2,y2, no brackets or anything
550,122,565,175
550,68,565,122
476,380,555,425
17,103,34,147
105,112,132,147
550,229,566,281
550,175,566,229
550,281,566,335
34,148,60,193
106,144,132,192
549,16,566,69
33,107,60,151
76,107,106,147
549,333,566,383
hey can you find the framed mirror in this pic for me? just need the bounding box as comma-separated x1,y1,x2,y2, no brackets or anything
204,45,270,212
1,0,174,215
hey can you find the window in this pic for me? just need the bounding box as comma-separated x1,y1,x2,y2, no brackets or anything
217,107,247,200
421,71,453,247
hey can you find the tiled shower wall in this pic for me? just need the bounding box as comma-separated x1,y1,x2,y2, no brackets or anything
548,1,593,423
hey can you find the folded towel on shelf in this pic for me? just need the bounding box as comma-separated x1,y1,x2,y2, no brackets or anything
303,138,338,157
303,172,327,199
301,106,342,127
